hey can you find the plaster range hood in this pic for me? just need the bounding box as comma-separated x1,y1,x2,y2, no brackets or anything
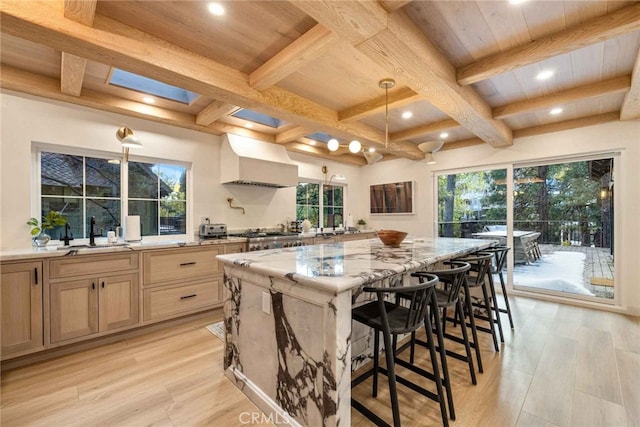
220,133,299,188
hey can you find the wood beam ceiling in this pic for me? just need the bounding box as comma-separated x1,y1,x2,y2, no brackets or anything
0,0,423,160
275,125,311,144
493,75,631,119
291,1,513,148
391,119,459,142
60,0,96,96
338,86,421,122
620,48,640,121
0,65,278,143
440,111,621,151
196,101,239,126
457,3,640,85
249,24,338,90
285,141,367,166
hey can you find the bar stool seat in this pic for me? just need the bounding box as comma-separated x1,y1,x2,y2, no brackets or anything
351,274,448,427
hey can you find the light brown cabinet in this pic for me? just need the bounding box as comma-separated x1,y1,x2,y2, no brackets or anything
314,235,339,245
142,245,230,322
50,273,139,343
1,261,44,358
340,231,377,242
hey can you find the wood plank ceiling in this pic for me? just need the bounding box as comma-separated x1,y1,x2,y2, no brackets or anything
1,0,639,165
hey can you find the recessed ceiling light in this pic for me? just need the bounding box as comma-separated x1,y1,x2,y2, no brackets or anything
549,107,563,115
368,147,376,153
439,132,449,139
536,69,554,80
309,139,316,146
402,111,413,119
142,96,155,104
508,0,529,5
245,123,254,128
208,2,225,16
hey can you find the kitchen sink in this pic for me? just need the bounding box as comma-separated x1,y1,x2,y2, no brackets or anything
57,243,129,250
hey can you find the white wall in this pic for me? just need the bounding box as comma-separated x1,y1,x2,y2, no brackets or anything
358,120,640,314
0,92,338,248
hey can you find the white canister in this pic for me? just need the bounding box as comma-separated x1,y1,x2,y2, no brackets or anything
124,215,141,241
107,230,117,243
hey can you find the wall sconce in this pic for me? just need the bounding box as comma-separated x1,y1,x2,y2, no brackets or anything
116,126,143,161
321,165,346,186
418,140,444,165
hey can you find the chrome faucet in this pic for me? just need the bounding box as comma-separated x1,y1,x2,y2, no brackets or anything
89,216,96,246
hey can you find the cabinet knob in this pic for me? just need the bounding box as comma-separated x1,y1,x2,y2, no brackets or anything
101,281,105,288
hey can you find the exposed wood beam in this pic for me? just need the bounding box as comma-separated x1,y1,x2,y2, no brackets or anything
458,3,640,85
196,101,239,126
380,1,412,13
285,141,367,166
494,76,631,119
338,86,421,122
390,119,459,142
440,112,620,151
621,48,640,120
60,0,96,96
250,24,338,91
513,111,620,139
0,65,275,142
292,1,513,147
275,125,310,144
0,2,423,160
440,138,484,151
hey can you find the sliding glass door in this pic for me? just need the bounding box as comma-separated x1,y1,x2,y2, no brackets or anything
512,158,614,300
436,156,615,302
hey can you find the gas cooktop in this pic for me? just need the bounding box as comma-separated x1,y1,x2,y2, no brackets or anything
230,231,300,239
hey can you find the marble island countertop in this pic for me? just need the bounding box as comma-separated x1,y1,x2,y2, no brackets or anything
217,236,496,294
0,236,248,262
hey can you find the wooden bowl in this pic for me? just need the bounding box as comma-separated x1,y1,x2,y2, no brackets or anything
377,230,408,247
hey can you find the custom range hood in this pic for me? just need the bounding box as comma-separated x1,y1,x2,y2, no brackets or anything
220,134,299,188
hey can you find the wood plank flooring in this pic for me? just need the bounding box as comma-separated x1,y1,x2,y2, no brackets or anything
1,296,638,426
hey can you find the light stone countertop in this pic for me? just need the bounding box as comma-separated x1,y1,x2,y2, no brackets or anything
0,237,248,262
217,236,496,294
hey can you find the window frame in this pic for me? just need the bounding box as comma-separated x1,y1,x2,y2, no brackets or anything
296,180,346,230
32,142,191,242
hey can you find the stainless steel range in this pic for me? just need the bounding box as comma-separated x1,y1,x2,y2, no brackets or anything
232,232,312,251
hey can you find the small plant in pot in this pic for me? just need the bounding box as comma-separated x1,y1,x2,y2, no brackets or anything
27,210,67,247
356,218,367,230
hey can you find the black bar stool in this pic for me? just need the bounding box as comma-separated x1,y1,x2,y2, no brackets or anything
409,262,477,385
351,274,448,427
485,245,514,329
455,252,501,352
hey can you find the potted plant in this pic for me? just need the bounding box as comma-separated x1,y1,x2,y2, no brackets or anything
27,210,67,247
357,218,367,231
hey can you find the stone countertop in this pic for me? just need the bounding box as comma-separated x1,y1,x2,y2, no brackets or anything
0,237,248,262
217,236,496,294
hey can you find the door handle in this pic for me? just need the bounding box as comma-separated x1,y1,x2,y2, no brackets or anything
101,281,105,289
180,294,197,300
180,262,196,266
92,282,96,290
34,267,38,285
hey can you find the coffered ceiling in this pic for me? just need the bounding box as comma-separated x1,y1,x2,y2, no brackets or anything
1,0,639,166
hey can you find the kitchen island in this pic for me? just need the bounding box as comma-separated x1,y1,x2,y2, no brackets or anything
216,236,495,427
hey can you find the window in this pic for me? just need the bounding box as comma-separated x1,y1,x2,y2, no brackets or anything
38,148,188,239
41,152,121,239
296,182,344,229
128,162,187,236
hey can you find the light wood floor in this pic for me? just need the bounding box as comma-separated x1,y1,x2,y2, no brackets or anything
1,296,638,427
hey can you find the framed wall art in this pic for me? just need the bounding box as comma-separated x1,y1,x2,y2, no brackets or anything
370,181,414,214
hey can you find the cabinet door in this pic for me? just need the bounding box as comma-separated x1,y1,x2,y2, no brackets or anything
1,262,43,356
98,273,139,332
50,278,98,343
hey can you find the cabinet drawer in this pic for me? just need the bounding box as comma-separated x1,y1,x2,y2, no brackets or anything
143,279,220,321
50,253,139,279
143,247,221,285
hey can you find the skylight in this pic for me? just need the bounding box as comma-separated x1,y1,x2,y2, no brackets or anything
109,69,199,104
231,109,283,128
306,132,334,143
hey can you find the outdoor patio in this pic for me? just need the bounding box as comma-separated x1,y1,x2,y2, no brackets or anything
513,244,614,299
